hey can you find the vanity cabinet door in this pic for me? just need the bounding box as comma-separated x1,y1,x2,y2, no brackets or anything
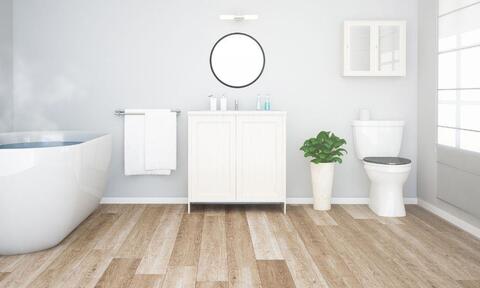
188,115,236,202
236,114,286,202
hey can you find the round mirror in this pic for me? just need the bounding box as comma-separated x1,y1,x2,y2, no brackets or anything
210,33,265,88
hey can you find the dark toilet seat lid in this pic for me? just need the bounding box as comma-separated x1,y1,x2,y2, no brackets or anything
363,157,411,165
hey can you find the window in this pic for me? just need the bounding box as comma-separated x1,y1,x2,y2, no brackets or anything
438,0,480,153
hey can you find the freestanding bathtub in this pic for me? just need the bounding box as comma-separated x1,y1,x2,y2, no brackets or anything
0,131,112,255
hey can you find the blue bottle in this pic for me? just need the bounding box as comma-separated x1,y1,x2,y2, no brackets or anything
264,95,271,111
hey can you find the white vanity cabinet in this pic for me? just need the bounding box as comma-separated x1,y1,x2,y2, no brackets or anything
188,111,286,212
344,21,406,76
188,113,237,203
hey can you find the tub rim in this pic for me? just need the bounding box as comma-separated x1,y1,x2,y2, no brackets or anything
0,130,111,149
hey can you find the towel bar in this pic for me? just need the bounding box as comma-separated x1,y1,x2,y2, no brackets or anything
114,109,181,116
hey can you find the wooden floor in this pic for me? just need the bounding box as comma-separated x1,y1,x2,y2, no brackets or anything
0,204,479,288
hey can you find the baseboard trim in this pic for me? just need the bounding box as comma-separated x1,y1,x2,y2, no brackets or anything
417,199,480,239
101,197,188,204
101,197,418,205
287,197,418,205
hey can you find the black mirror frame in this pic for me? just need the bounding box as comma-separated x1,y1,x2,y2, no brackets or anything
209,32,266,89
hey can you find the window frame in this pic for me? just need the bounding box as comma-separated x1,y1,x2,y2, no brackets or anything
437,0,480,153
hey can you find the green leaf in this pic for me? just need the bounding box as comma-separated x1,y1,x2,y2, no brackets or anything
300,130,347,164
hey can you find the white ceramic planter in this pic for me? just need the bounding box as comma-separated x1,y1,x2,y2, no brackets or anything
310,162,335,211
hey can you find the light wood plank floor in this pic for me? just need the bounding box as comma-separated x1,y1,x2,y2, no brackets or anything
0,204,479,288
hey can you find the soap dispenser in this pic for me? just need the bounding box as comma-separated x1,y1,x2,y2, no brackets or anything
209,94,217,111
220,94,228,111
264,94,271,111
256,94,262,111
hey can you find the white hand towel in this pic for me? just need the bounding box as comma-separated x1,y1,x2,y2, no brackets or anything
124,109,176,175
144,110,177,171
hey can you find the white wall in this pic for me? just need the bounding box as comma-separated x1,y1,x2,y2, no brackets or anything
11,0,418,199
0,0,13,132
417,0,480,229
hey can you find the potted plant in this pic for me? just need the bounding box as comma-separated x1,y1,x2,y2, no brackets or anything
300,131,347,211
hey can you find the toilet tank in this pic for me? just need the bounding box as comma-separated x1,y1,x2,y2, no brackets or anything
352,120,404,160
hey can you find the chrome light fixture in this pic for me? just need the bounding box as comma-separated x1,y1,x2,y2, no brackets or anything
219,14,259,21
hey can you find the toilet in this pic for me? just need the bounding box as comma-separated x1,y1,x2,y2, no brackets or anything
352,119,412,217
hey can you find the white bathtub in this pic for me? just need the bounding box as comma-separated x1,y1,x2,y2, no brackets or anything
0,131,112,255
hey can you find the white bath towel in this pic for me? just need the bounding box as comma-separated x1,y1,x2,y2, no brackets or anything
124,109,177,175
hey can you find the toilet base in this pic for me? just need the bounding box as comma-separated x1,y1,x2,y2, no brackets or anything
368,183,406,217
363,161,411,218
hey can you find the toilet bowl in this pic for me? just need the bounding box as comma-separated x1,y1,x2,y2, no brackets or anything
363,157,411,217
352,119,412,217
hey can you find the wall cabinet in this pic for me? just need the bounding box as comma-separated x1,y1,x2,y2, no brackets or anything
344,21,406,77
188,111,286,212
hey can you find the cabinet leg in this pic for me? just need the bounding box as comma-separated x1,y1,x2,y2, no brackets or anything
283,202,287,214
188,202,191,214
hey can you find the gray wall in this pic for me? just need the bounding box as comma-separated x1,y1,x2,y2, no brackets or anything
417,0,480,228
0,0,13,132
11,0,418,199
